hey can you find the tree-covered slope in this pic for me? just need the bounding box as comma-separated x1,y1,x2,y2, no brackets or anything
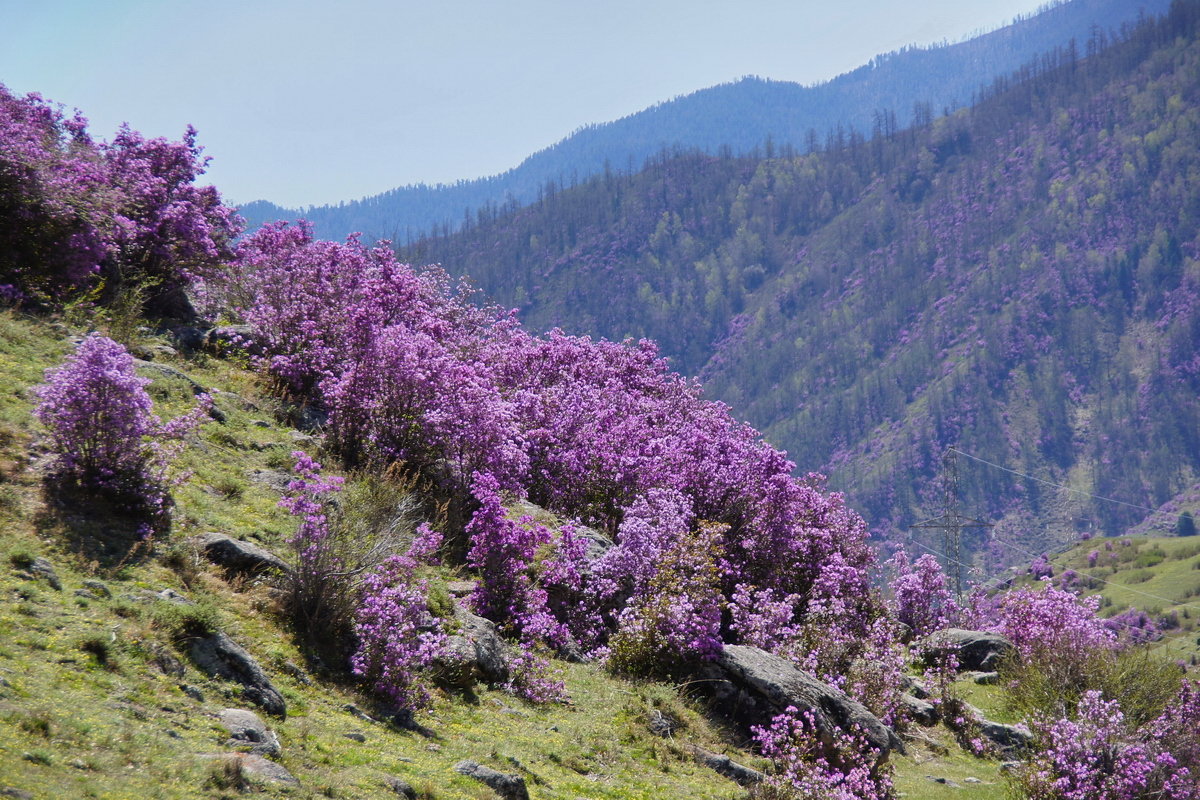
241,0,1170,243
402,1,1200,560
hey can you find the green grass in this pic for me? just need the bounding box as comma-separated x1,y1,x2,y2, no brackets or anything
0,308,1047,798
1021,535,1200,665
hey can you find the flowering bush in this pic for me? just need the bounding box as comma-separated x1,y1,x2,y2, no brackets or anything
350,524,447,713
35,333,207,528
1016,686,1200,800
990,579,1117,658
752,706,894,800
0,83,238,307
607,521,725,676
885,550,960,638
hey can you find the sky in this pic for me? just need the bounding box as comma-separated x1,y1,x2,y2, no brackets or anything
1,0,1051,208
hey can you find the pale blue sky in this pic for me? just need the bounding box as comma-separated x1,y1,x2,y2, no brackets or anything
2,0,1049,207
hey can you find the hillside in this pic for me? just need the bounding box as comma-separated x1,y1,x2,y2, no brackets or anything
239,0,1170,243
5,64,1200,800
401,1,1200,562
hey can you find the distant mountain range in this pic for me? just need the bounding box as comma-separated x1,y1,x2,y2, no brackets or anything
399,1,1200,565
240,0,1171,243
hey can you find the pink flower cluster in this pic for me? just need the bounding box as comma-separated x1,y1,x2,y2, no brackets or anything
1019,684,1200,800
203,221,878,678
0,84,239,304
752,706,894,800
35,333,208,528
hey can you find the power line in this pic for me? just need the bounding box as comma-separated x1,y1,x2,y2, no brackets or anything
947,446,1185,523
989,534,1200,616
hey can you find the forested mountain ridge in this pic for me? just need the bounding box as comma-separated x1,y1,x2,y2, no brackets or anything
240,0,1170,243
401,1,1200,564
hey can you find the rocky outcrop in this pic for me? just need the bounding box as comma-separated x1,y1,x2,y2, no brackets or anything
901,693,940,727
453,760,529,800
697,645,900,762
193,533,291,578
920,629,1015,671
189,632,286,718
434,603,509,688
218,708,281,757
688,746,765,787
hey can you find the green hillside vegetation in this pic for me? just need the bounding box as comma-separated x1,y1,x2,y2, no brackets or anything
401,2,1200,566
1012,535,1200,664
0,309,1020,799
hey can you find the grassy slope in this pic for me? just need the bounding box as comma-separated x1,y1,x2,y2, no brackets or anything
0,309,1009,799
1019,535,1200,665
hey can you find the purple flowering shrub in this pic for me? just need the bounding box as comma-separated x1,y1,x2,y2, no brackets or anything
607,521,725,676
1015,685,1200,800
350,524,447,713
34,333,207,529
751,706,894,800
885,550,960,639
989,579,1118,660
0,83,239,307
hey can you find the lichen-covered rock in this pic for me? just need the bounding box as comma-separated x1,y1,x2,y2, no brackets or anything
218,708,281,757
688,746,765,787
453,760,529,800
434,603,509,688
697,644,901,763
189,632,286,718
920,629,1014,672
193,533,291,577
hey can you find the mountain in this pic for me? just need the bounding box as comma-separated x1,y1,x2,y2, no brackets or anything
239,0,1172,244
399,1,1200,566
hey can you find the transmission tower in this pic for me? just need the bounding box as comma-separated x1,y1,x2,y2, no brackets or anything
910,449,992,598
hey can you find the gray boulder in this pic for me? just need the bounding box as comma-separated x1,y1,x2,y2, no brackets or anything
688,746,765,787
218,708,281,757
19,557,61,591
453,760,529,800
698,645,901,763
901,693,940,727
434,603,509,688
189,632,286,718
205,325,265,357
193,533,291,578
920,629,1015,672
979,719,1033,755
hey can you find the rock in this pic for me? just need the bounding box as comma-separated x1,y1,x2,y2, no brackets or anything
21,557,61,591
189,632,286,718
152,647,187,677
965,777,983,784
246,469,292,494
920,629,1014,672
979,719,1032,754
434,603,509,687
343,703,378,723
0,788,33,799
972,671,1001,685
696,645,900,763
343,732,366,743
219,708,281,757
688,746,765,787
132,359,207,396
193,533,291,578
385,776,417,798
156,588,193,605
170,326,208,352
82,579,111,598
647,709,678,737
205,325,264,357
181,684,205,702
292,403,328,432
251,419,271,428
446,580,477,597
280,661,311,685
216,753,299,786
901,693,940,727
453,760,529,800
999,760,1024,773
